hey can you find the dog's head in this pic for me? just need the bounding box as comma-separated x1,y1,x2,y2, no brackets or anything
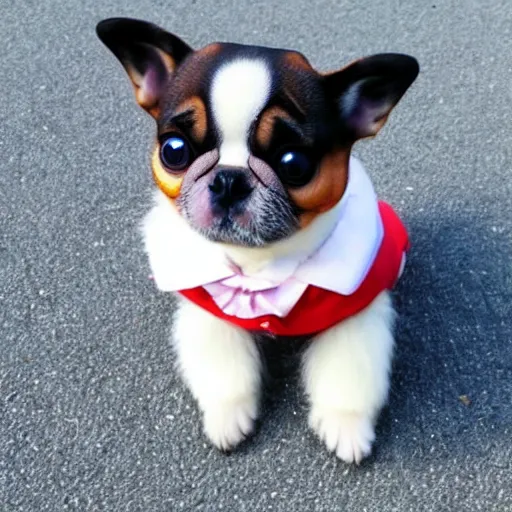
97,18,418,247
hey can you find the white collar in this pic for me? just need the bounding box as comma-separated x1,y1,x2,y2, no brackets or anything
143,156,382,296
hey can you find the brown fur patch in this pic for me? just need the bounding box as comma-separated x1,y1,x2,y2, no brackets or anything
289,149,350,227
174,96,208,143
283,51,313,71
197,42,222,58
255,106,294,149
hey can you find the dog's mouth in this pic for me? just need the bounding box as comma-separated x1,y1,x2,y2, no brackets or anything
173,155,300,247
197,215,261,246
178,186,299,247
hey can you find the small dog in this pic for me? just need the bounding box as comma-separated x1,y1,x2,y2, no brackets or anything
97,18,418,463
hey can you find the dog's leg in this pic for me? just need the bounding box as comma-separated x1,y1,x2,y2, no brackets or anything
301,291,395,463
173,298,261,451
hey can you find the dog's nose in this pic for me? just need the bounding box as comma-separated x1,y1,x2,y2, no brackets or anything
209,170,253,210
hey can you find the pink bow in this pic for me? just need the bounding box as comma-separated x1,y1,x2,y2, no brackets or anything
203,274,308,319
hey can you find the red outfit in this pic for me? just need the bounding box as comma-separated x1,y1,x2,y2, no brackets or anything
179,201,408,336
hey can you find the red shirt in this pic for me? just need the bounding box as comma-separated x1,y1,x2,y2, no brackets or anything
178,201,408,336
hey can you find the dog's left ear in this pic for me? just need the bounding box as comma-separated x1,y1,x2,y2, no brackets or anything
324,54,419,139
96,18,193,117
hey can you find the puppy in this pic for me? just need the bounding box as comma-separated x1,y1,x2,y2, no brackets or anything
96,18,418,464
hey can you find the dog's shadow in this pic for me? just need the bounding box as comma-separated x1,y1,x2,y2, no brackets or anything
255,211,512,460
377,211,512,459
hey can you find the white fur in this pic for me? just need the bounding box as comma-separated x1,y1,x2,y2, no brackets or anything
143,188,344,283
142,191,228,291
173,297,261,451
211,59,271,167
221,191,346,275
302,291,395,463
143,184,396,462
143,154,380,282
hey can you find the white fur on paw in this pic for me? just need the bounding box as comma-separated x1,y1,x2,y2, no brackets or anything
203,398,257,451
309,408,376,464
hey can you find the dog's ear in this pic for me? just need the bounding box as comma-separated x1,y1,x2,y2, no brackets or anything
96,18,193,117
324,54,419,139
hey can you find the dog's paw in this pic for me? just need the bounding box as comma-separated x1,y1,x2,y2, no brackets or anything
309,407,375,464
203,397,257,451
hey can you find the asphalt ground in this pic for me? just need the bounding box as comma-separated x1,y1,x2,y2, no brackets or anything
1,0,511,510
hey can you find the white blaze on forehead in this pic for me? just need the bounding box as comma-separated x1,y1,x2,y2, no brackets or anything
210,59,271,166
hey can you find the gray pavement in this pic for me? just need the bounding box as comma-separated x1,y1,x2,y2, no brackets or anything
1,0,511,510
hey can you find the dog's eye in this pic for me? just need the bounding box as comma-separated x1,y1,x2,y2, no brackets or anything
160,135,191,171
277,151,315,187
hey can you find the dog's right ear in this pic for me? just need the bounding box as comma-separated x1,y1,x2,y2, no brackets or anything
96,18,193,117
323,54,419,140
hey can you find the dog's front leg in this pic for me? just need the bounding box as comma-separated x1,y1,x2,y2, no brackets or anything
172,298,261,451
302,291,395,463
